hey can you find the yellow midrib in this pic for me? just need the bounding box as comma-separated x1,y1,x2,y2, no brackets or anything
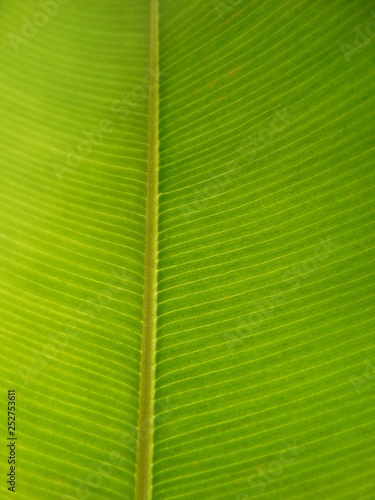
134,0,159,499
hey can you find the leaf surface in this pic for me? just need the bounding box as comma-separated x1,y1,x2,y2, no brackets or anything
1,1,375,499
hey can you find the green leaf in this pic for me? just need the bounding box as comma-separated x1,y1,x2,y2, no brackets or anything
1,1,374,499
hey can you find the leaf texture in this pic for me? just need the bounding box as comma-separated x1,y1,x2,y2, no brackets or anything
0,1,150,498
154,1,375,498
0,1,375,499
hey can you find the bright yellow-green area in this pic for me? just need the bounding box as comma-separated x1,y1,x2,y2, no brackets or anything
0,1,150,498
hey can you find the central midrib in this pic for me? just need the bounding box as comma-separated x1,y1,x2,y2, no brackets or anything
134,0,159,499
